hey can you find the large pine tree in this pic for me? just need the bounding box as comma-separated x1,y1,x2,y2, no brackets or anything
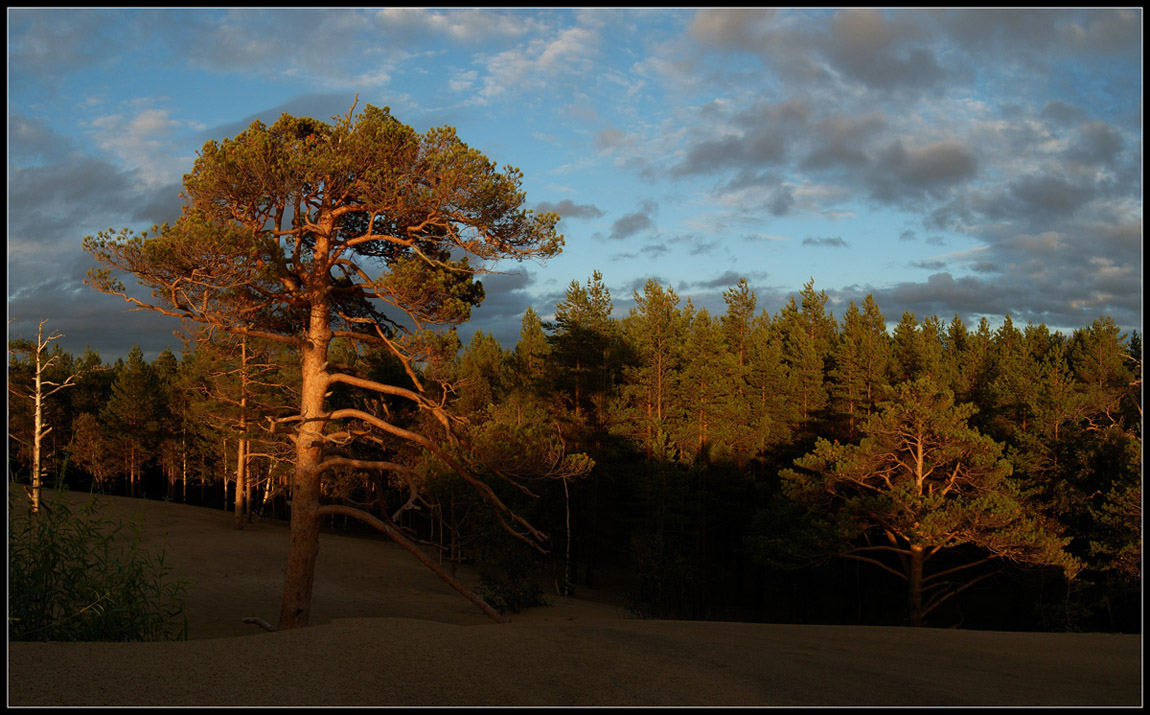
773,377,1081,627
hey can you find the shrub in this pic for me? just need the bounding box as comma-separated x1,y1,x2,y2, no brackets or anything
8,489,189,642
477,540,549,615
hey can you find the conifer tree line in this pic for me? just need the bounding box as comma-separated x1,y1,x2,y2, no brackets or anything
9,274,1141,631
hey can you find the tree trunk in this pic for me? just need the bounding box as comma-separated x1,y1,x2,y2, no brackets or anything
907,544,926,627
31,359,44,514
234,437,247,530
277,302,332,630
235,337,249,529
562,476,573,596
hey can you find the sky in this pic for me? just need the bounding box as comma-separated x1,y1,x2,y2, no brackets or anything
7,8,1144,363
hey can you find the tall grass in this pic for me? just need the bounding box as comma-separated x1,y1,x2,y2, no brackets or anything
8,487,189,642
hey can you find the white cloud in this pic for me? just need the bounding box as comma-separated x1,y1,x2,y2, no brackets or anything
87,107,186,187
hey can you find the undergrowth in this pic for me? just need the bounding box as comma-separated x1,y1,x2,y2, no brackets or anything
8,487,189,642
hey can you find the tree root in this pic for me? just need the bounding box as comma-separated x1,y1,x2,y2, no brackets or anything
241,616,278,632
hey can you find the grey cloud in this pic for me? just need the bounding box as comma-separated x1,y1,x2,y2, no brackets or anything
1066,121,1125,166
1040,100,1088,126
690,238,725,256
8,114,75,163
8,249,186,363
688,8,780,51
641,242,671,258
7,9,125,87
1061,9,1142,58
693,270,747,290
826,9,955,92
937,9,1068,57
867,139,977,204
460,269,539,348
610,212,654,240
534,199,605,220
801,111,886,171
673,99,811,176
882,140,976,191
8,159,135,242
596,128,626,151
183,10,370,75
879,272,1022,319
766,188,795,217
869,260,1141,335
609,200,658,240
803,236,849,248
195,93,362,144
1008,174,1096,218
937,9,1139,64
899,207,1142,333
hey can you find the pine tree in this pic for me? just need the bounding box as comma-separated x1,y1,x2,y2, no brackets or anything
772,377,1081,627
454,330,510,418
776,279,838,427
101,345,160,498
830,297,891,440
619,279,685,457
1069,316,1134,431
674,307,745,464
511,307,551,399
84,104,563,629
745,311,797,453
548,270,619,430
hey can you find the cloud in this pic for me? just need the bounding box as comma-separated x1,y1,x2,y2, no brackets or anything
374,8,538,45
454,268,539,348
672,99,811,176
9,113,76,163
610,212,654,240
183,10,371,78
474,23,601,103
825,9,955,92
868,139,978,202
688,8,780,51
595,127,627,151
803,236,849,248
609,200,659,240
7,9,123,87
1065,121,1125,166
534,199,605,220
87,108,190,187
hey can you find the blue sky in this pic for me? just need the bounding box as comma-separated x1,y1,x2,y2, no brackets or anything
7,8,1143,362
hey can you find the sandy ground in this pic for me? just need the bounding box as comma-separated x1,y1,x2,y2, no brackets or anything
7,492,1142,707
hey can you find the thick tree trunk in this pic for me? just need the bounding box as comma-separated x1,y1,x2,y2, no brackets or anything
907,544,926,627
277,301,332,631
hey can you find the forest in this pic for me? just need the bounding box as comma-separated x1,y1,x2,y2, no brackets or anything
9,276,1142,633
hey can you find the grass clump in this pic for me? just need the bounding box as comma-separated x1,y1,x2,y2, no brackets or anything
8,489,189,642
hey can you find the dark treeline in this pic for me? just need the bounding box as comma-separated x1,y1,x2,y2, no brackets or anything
8,276,1142,633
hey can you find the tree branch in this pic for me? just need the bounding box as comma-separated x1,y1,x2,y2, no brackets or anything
316,503,509,624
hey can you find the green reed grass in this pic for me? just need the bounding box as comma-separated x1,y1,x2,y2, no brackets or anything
8,487,189,642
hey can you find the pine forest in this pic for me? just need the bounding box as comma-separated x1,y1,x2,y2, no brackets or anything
9,276,1141,633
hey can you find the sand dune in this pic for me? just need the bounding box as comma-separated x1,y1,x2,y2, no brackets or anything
7,493,1142,707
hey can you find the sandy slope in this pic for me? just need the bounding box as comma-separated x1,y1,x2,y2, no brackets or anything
7,492,1142,707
